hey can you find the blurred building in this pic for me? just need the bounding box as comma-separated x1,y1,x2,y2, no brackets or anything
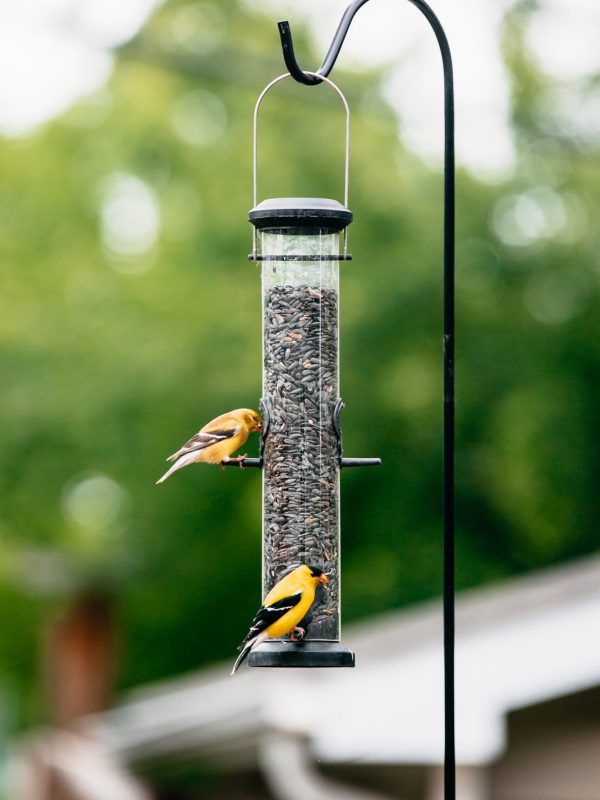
21,556,600,799
13,596,150,800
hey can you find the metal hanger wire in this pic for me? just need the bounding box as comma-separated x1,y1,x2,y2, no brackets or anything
252,71,351,260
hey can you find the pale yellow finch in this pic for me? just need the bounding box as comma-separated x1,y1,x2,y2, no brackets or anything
156,408,262,484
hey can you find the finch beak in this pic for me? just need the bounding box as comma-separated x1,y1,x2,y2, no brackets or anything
319,574,329,584
255,422,263,432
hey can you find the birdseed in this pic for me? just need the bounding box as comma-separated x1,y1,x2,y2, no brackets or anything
263,284,339,640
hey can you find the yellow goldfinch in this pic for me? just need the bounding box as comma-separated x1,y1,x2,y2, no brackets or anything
231,564,328,675
156,408,262,484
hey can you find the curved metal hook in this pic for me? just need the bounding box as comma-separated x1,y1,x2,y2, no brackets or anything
278,0,452,93
278,0,370,85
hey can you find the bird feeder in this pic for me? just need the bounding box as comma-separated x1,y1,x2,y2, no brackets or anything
241,73,379,668
204,0,457,790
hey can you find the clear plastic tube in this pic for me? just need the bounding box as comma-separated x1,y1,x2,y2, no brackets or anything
261,230,340,640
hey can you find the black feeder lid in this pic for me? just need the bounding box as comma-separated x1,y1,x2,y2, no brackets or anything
249,197,352,231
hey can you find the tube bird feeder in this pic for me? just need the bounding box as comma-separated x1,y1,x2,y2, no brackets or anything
244,74,379,668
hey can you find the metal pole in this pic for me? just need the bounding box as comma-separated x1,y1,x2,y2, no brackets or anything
276,4,455,798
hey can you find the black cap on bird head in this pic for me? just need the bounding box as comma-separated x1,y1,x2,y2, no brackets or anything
307,565,329,584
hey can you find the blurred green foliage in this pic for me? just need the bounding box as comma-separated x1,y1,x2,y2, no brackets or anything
0,0,598,726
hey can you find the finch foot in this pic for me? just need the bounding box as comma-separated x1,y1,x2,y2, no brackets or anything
219,455,248,470
290,626,306,642
234,454,248,470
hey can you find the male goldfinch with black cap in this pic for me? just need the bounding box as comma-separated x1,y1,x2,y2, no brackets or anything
231,564,328,675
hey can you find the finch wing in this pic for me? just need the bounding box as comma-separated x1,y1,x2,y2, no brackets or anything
167,426,240,461
238,591,303,649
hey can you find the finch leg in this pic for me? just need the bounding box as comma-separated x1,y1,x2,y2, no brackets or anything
290,626,306,642
232,454,247,470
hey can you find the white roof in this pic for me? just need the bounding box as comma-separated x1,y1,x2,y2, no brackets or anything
96,554,600,767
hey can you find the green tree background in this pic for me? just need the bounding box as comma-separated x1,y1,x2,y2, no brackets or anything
0,0,598,728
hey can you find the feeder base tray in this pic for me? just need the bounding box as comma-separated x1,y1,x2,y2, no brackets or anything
248,640,355,668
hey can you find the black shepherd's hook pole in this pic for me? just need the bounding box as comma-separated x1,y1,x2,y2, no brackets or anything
278,4,456,799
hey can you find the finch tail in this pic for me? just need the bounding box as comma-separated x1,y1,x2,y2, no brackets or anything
156,453,196,484
230,632,267,676
231,643,253,675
